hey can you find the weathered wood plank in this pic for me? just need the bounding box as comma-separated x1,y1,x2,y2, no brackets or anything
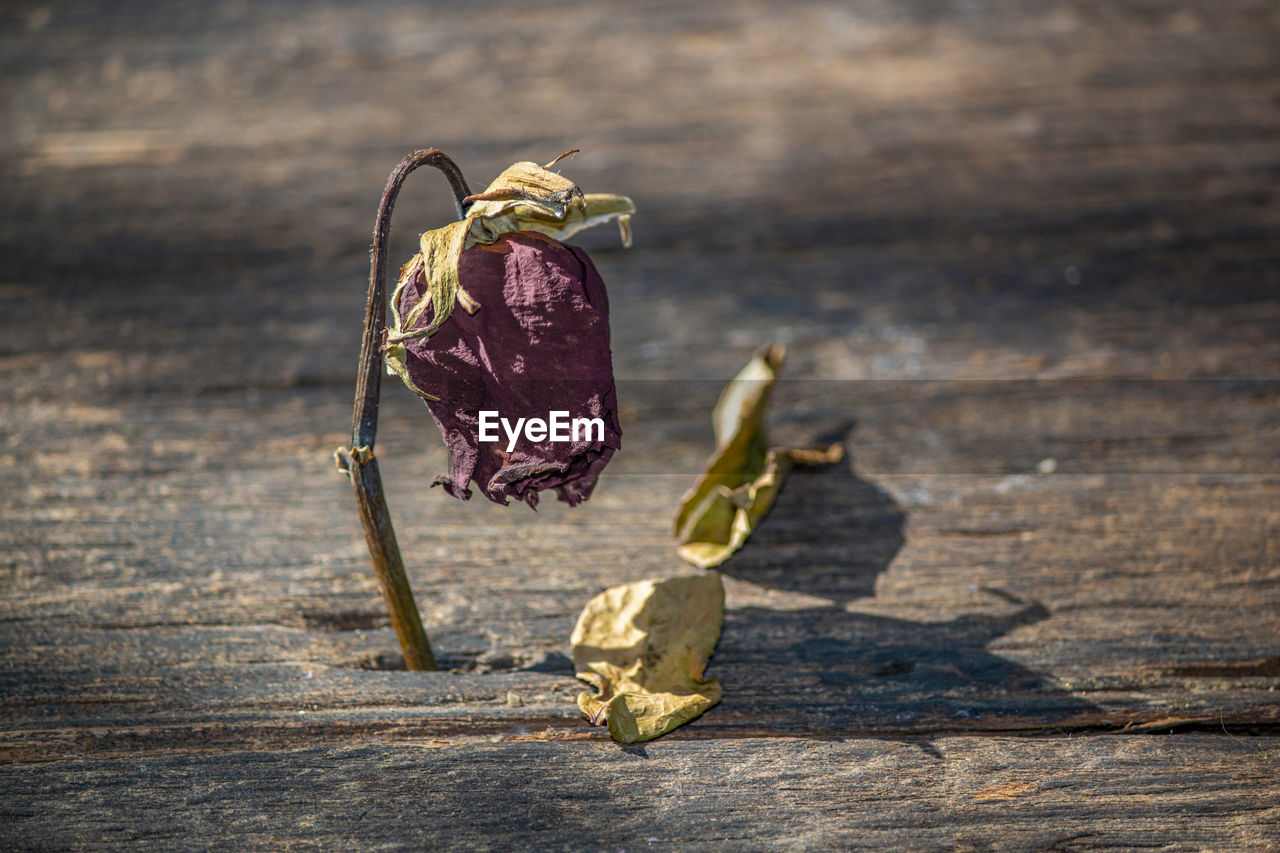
1,0,1278,845
3,368,1276,738
2,735,1277,850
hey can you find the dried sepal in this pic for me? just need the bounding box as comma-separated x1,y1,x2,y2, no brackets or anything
674,344,844,569
572,573,724,743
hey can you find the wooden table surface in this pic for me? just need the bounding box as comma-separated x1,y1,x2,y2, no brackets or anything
2,1,1278,848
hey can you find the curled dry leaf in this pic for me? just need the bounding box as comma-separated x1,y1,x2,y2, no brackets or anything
674,344,844,569
572,573,724,743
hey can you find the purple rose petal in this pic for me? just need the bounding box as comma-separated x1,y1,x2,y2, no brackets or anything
395,231,622,508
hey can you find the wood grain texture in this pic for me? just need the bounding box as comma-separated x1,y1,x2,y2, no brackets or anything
2,736,1277,850
1,0,1277,847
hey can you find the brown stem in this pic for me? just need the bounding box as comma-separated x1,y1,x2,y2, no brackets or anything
338,149,473,671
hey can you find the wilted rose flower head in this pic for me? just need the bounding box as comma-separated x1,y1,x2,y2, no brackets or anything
383,157,634,508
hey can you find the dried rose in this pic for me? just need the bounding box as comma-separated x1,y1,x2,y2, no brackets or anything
383,158,634,508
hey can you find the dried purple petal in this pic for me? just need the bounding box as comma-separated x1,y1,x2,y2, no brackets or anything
395,232,622,508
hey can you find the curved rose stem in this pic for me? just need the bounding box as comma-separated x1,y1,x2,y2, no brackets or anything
337,149,472,671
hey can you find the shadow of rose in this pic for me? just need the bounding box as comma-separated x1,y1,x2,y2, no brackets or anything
711,457,1096,732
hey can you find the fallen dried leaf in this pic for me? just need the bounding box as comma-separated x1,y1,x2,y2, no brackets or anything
674,344,844,568
572,573,724,743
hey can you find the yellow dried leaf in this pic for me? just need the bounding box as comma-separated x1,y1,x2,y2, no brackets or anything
572,573,724,743
674,344,844,569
